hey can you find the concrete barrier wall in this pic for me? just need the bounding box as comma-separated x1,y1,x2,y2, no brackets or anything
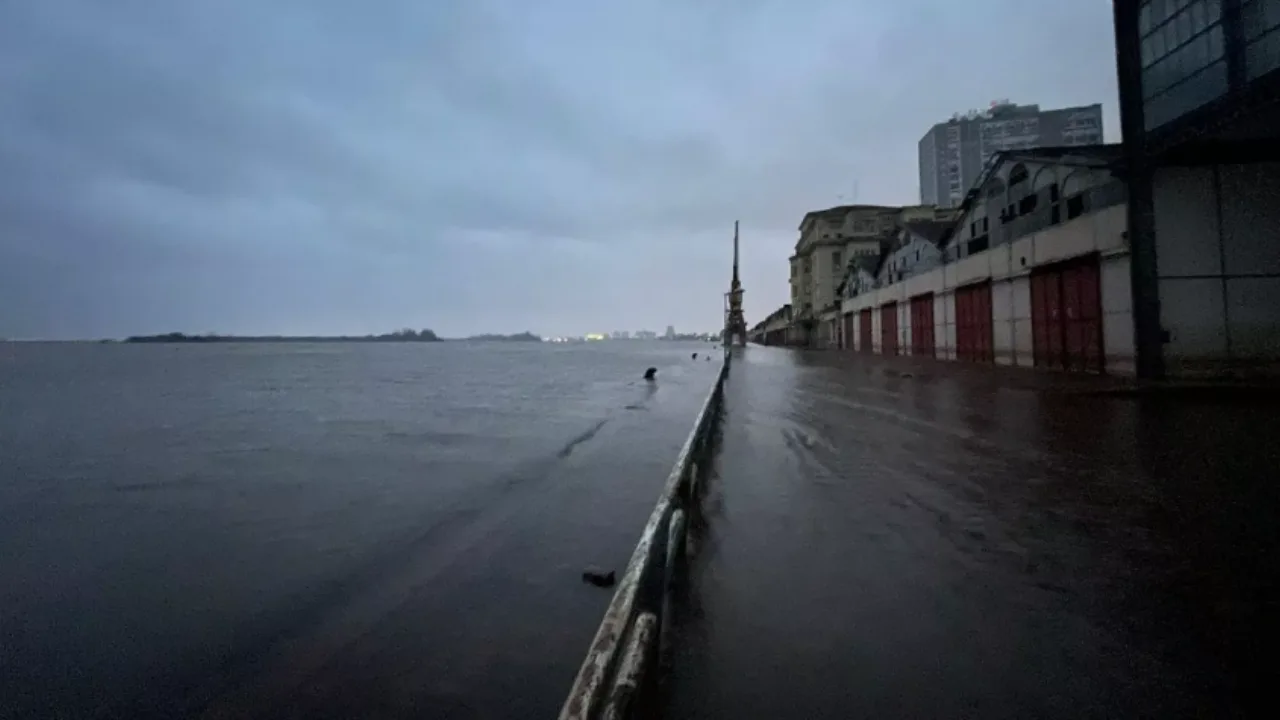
558,352,730,720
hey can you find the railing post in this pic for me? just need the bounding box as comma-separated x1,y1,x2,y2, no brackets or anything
659,508,688,670
601,612,658,720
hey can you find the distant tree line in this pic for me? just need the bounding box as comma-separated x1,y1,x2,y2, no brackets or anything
124,329,441,343
463,331,542,342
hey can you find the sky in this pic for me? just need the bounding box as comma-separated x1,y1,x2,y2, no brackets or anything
0,0,1121,340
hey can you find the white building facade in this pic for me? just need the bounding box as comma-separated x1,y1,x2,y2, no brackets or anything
842,148,1136,374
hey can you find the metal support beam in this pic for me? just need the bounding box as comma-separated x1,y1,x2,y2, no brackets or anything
1114,0,1166,379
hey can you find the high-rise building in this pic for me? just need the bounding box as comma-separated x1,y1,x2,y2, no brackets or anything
664,325,676,340
919,101,1104,207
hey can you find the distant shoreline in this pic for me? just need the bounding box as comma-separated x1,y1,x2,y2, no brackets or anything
122,331,441,344
116,331,545,344
2,332,725,344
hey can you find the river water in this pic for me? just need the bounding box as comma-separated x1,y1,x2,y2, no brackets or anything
0,340,718,720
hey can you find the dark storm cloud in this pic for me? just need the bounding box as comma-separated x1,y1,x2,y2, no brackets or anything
0,0,1119,339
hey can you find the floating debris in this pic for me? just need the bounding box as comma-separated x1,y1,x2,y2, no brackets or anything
582,568,616,588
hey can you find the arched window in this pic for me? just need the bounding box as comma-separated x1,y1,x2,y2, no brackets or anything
1009,163,1040,217
1061,172,1088,221
979,176,1005,234
1061,171,1085,197
1031,166,1057,194
1007,163,1029,190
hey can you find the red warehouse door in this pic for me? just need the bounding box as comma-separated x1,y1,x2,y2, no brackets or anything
1063,261,1102,371
859,309,874,353
1032,257,1103,373
955,282,993,363
1031,271,1062,368
909,293,935,358
880,303,899,356
842,313,855,350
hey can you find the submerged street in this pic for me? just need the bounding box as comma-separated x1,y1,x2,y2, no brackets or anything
664,346,1276,719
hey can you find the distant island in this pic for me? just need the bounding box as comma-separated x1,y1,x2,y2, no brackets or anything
461,332,542,342
124,329,441,343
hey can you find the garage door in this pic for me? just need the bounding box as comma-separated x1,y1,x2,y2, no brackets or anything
859,308,873,353
955,282,993,363
880,302,899,356
1032,256,1103,373
909,293,935,358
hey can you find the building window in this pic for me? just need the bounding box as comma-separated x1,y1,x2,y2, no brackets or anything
832,251,841,267
1008,164,1029,186
1140,0,1228,130
1243,0,1280,80
1066,194,1086,220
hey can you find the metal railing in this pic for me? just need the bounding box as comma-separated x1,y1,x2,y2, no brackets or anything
557,350,731,720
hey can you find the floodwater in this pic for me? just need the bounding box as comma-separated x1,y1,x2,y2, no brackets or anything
0,340,719,720
666,346,1277,720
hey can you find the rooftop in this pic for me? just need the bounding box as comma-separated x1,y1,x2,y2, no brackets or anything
901,219,956,246
950,143,1123,221
797,204,900,231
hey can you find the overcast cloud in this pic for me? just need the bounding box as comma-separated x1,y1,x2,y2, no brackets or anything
0,0,1119,339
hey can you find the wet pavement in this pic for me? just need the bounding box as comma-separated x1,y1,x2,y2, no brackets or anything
663,346,1277,719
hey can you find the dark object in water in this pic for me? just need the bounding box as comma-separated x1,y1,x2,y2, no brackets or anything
706,356,711,361
582,568,616,588
643,367,657,381
692,352,698,359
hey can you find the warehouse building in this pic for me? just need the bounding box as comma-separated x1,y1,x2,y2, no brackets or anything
840,147,1134,373
830,1,1280,379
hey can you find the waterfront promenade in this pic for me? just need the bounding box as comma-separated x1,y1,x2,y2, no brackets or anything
661,346,1274,719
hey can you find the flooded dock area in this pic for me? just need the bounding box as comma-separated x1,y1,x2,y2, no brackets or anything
663,346,1276,719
